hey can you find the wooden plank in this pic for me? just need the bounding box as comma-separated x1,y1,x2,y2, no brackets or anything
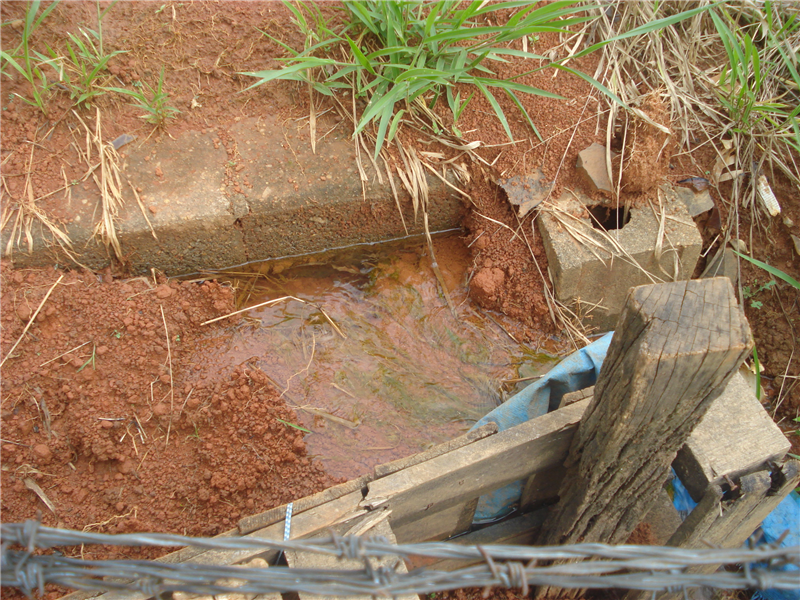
536,279,752,598
408,509,549,572
365,398,589,527
670,459,800,550
238,474,373,535
520,464,564,513
673,371,790,501
374,422,498,478
558,386,593,409
628,459,800,600
392,497,479,544
92,489,365,600
285,515,418,600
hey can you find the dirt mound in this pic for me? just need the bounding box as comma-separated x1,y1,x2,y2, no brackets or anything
620,92,673,194
0,262,339,546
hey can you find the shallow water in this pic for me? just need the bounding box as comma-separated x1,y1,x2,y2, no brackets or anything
202,235,556,480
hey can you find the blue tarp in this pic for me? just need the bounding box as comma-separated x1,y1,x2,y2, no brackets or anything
471,332,613,522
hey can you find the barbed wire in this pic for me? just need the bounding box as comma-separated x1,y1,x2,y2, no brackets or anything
2,522,798,598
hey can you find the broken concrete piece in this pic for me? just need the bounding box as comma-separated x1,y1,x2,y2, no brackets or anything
673,371,791,502
701,246,739,287
576,143,616,195
537,184,702,332
498,168,553,218
674,186,714,217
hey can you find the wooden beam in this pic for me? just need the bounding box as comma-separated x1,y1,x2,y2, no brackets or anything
537,279,752,592
365,399,589,531
374,423,498,478
672,371,790,501
409,509,549,572
669,459,800,551
627,459,800,600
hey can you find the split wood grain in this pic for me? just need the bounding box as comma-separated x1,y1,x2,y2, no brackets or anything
628,459,800,600
536,278,752,597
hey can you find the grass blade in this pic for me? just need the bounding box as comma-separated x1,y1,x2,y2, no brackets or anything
733,251,800,289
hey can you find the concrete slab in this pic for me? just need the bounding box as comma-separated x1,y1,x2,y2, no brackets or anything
2,116,465,275
673,370,790,502
537,184,702,331
232,117,464,263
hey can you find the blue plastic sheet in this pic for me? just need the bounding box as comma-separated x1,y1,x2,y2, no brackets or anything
672,474,799,600
471,332,614,522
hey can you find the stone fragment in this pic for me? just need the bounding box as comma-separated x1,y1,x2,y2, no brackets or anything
792,234,800,257
701,247,738,287
15,303,32,322
576,143,616,195
701,241,746,288
470,267,505,306
499,168,553,218
33,444,52,461
674,186,715,217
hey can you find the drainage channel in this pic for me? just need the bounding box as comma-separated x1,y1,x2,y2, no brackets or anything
193,233,558,481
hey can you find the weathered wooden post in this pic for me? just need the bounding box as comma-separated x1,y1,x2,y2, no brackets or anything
536,278,752,597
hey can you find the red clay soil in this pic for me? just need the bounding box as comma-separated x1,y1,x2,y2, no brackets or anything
0,262,339,538
1,2,799,599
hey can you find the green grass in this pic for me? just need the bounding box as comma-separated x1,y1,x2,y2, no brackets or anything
1,0,178,118
55,26,126,107
711,3,800,156
276,418,311,433
0,0,61,115
244,1,728,163
734,251,800,290
244,0,595,160
106,67,180,126
734,251,799,407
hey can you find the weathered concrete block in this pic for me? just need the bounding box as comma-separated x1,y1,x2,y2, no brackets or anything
2,116,465,275
537,184,702,331
673,370,790,502
231,117,465,262
116,129,248,274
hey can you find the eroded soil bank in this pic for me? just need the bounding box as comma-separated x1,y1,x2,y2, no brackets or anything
0,262,339,544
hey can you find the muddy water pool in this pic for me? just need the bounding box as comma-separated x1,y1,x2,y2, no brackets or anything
198,234,557,480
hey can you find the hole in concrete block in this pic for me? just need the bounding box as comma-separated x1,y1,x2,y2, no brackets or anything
587,205,631,231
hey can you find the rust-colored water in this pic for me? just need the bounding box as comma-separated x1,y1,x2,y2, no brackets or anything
203,235,556,480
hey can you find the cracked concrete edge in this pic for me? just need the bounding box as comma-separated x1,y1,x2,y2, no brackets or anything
1,118,467,275
537,184,703,331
